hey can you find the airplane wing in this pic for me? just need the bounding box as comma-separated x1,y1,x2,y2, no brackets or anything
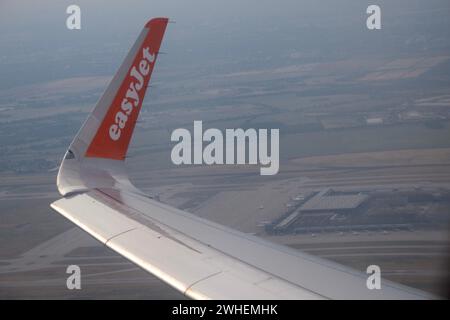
50,18,434,300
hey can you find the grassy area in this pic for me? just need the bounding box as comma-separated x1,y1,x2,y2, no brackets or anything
281,121,450,160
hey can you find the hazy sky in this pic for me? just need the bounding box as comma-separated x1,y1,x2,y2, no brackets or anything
1,0,449,89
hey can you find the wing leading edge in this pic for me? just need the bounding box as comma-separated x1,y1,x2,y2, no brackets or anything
51,18,435,300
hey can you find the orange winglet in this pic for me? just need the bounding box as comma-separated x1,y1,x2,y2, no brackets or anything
85,18,168,160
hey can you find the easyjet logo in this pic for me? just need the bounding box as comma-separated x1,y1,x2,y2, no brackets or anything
109,47,155,141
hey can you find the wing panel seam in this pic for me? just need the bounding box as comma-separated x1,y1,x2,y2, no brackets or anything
183,271,223,297
104,227,138,245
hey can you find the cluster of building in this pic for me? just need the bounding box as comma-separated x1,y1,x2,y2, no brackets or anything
270,188,369,233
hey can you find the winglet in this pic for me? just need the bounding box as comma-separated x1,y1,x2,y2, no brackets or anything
85,18,168,160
